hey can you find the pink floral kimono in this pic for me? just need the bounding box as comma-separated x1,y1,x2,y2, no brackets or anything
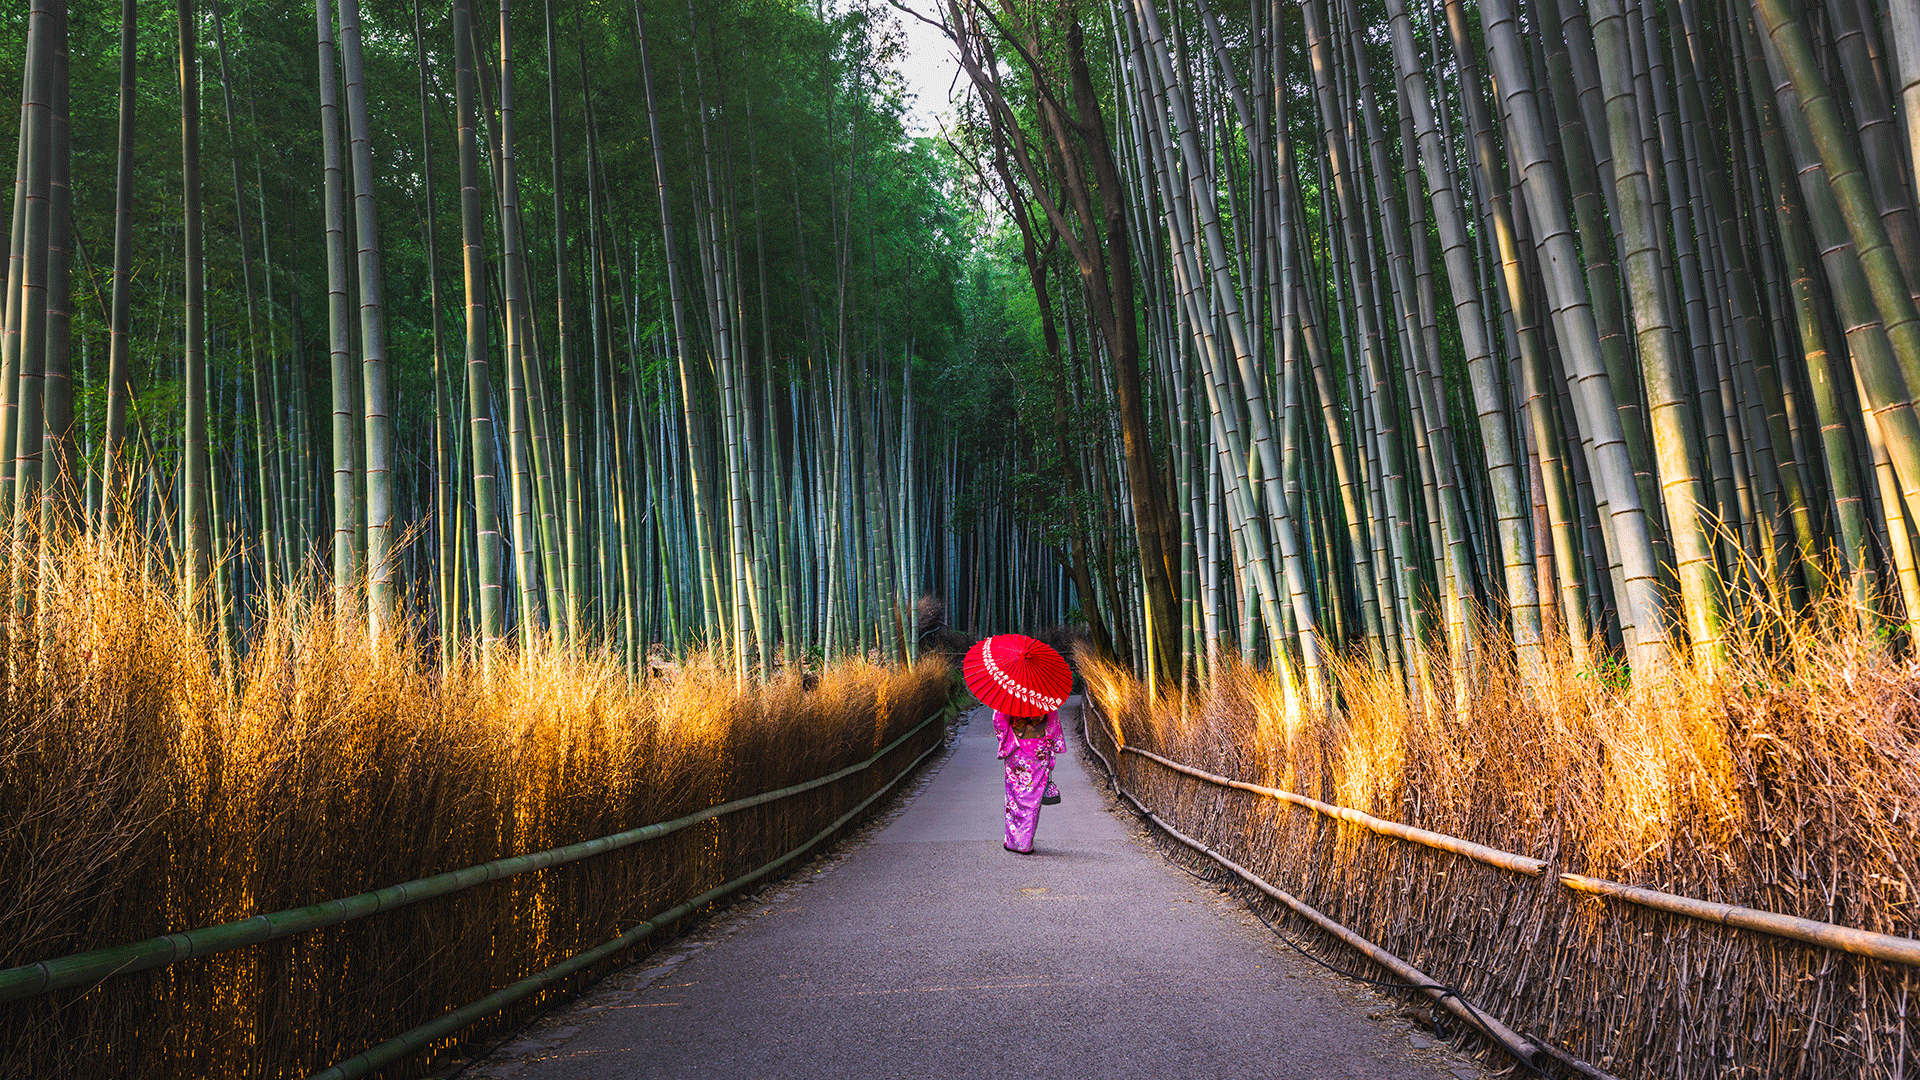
994,709,1064,853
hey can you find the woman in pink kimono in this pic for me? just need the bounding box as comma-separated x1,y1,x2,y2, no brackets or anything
994,709,1063,853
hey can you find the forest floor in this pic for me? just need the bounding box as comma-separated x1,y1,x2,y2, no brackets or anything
451,700,1491,1080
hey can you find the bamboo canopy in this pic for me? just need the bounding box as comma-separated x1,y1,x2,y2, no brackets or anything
920,0,1920,705
8,0,1920,693
0,0,1083,677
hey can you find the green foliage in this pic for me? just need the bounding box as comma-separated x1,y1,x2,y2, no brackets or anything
2,0,972,495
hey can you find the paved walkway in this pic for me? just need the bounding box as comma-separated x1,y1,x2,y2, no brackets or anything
463,700,1485,1080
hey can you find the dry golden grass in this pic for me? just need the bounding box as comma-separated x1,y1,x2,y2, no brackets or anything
1081,603,1920,1079
0,535,955,1080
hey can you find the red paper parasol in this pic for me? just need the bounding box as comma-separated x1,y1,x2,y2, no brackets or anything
963,634,1072,717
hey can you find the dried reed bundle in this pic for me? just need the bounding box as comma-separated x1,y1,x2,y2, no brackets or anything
1079,604,1920,1080
0,534,954,1079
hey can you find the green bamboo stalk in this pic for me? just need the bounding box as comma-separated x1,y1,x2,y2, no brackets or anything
453,0,503,654
0,12,43,532
635,0,720,650
413,0,454,650
1340,0,1476,687
208,0,272,609
100,0,135,537
8,0,53,569
316,0,359,615
37,7,71,550
1459,20,1593,657
1755,0,1920,441
1175,0,1328,702
181,0,211,604
490,0,544,645
1754,7,1920,624
1826,0,1920,304
1589,0,1726,666
1479,0,1672,674
544,0,582,648
1532,0,1665,576
1129,3,1291,673
1384,0,1542,673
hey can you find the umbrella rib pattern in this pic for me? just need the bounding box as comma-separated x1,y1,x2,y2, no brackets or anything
965,635,1073,716
983,643,1063,712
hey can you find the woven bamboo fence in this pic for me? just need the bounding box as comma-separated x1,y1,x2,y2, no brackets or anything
0,562,959,1080
1079,651,1918,1080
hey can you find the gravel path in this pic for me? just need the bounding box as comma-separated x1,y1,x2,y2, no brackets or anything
461,699,1489,1080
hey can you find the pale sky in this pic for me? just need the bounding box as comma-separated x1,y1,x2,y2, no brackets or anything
883,1,964,137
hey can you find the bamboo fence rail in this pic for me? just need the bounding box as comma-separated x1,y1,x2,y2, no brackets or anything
1558,874,1920,968
1120,745,1548,876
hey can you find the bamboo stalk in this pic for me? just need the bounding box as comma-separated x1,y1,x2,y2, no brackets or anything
99,0,136,536
180,0,211,603
338,0,395,633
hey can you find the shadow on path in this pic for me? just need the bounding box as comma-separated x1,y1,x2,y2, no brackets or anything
464,699,1486,1080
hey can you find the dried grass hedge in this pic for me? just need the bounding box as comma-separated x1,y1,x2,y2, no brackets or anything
1080,612,1920,1080
0,536,955,1080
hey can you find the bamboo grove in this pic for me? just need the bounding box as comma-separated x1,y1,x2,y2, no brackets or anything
0,0,1091,678
927,0,1920,704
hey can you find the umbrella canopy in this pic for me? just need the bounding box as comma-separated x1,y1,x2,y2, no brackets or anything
963,634,1072,717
